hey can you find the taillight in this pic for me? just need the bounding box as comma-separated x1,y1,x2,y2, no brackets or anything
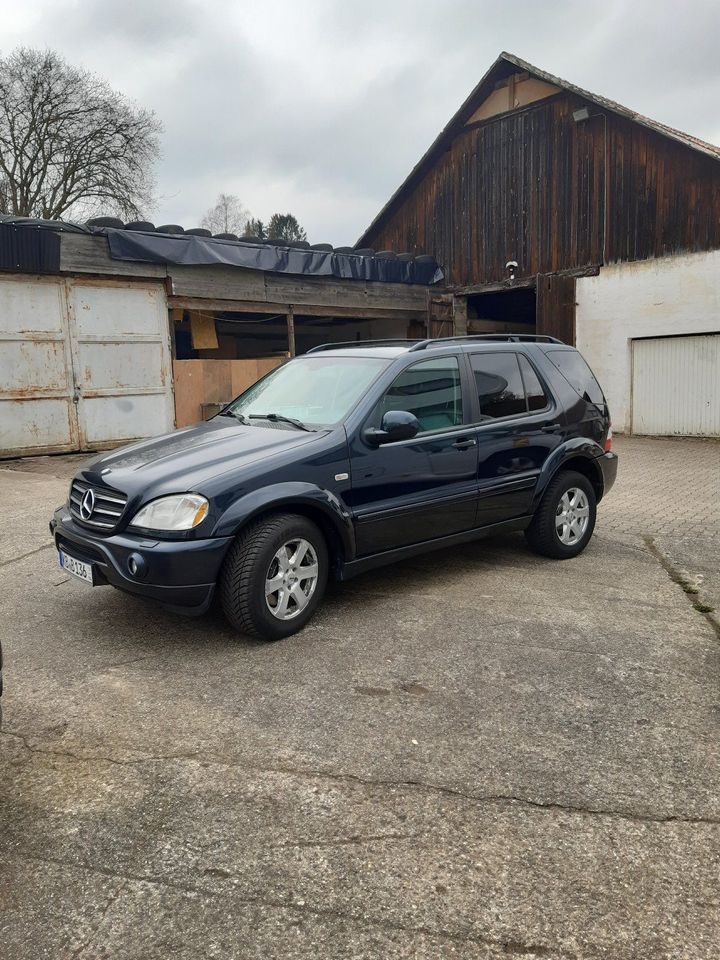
604,425,613,452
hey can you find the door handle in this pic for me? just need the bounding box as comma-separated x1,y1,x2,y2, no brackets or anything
452,437,477,449
541,424,561,433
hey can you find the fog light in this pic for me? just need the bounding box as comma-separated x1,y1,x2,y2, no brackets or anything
127,553,148,579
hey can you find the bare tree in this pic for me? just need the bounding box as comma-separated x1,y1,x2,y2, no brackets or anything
267,212,307,242
201,193,251,235
0,48,161,221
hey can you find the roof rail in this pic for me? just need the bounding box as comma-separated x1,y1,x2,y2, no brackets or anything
409,334,564,351
306,338,420,354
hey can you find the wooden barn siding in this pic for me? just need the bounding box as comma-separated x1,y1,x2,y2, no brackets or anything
365,95,720,285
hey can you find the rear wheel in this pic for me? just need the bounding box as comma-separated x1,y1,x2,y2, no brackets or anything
220,513,328,640
524,470,596,559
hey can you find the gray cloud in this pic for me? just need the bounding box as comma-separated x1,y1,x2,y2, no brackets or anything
1,0,717,245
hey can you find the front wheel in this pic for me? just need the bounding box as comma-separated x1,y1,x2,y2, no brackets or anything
219,513,328,640
524,470,597,559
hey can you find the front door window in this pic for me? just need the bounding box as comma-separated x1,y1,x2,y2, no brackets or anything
376,356,464,433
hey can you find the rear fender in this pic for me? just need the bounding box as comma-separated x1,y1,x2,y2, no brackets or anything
212,482,356,561
533,439,605,510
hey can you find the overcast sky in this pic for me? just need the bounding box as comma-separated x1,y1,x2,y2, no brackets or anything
2,0,718,245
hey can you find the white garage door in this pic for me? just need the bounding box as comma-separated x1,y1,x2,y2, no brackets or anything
0,276,174,458
631,334,720,437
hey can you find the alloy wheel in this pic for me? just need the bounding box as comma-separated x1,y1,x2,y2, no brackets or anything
555,487,590,545
264,538,320,620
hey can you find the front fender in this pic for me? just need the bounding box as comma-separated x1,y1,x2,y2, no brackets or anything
532,438,605,510
211,482,356,560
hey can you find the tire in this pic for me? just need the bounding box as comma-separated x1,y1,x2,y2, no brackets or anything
524,470,597,559
219,513,328,640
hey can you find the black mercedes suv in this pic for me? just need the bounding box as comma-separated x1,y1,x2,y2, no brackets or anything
50,335,617,641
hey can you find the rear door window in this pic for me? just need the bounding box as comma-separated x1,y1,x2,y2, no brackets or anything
469,352,526,419
518,355,549,411
546,350,604,405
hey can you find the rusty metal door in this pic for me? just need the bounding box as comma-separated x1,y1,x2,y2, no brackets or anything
1,276,173,458
0,275,78,457
67,280,174,450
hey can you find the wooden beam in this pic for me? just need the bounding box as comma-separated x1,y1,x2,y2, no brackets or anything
287,305,296,357
60,235,167,278
167,295,426,321
452,276,537,297
451,265,600,297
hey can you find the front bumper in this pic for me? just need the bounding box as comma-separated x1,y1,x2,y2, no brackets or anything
50,506,233,615
598,451,618,499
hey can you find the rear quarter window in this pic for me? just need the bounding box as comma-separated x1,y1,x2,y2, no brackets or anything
547,350,605,406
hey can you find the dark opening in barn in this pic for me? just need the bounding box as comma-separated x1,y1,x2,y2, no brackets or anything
467,287,536,335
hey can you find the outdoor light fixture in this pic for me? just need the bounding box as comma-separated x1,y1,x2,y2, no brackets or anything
572,107,591,123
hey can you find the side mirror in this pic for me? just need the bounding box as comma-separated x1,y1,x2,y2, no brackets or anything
364,410,420,446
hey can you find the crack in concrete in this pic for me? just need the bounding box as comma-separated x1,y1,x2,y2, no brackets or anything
3,729,718,827
0,729,202,767
644,537,720,641
10,849,569,959
0,542,55,568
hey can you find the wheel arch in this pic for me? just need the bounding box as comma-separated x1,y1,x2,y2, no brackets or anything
533,440,605,511
212,482,355,576
555,455,604,502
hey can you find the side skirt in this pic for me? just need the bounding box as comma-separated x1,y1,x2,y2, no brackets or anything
339,516,532,581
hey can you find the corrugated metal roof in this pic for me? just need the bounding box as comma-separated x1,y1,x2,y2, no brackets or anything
357,52,720,247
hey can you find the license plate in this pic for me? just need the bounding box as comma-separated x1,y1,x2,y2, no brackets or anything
59,549,95,586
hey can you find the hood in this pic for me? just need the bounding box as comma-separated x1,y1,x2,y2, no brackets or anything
79,417,321,498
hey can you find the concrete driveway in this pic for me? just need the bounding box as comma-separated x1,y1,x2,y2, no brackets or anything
1,436,718,959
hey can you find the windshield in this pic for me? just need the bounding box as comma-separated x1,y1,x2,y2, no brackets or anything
225,355,392,428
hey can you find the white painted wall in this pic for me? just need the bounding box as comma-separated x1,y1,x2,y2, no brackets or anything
576,250,720,433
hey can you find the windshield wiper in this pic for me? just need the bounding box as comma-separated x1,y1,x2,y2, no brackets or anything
248,413,315,432
219,409,250,424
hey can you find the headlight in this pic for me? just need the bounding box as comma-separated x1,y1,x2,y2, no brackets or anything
129,494,209,532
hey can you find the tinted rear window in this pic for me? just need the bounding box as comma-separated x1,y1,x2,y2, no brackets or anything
547,350,604,406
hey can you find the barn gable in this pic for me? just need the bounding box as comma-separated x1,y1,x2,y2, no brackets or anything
358,52,720,288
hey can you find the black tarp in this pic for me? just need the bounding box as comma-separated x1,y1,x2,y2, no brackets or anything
102,229,443,285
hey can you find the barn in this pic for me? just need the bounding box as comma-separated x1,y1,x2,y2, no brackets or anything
358,52,720,437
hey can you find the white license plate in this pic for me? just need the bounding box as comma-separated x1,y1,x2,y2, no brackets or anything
59,550,95,585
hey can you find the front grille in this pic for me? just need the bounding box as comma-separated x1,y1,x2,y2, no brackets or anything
69,479,128,531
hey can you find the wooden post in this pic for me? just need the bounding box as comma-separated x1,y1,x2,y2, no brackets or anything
452,295,468,336
287,304,296,357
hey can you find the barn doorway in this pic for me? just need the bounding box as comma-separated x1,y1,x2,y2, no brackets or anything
466,287,536,336
463,274,576,344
